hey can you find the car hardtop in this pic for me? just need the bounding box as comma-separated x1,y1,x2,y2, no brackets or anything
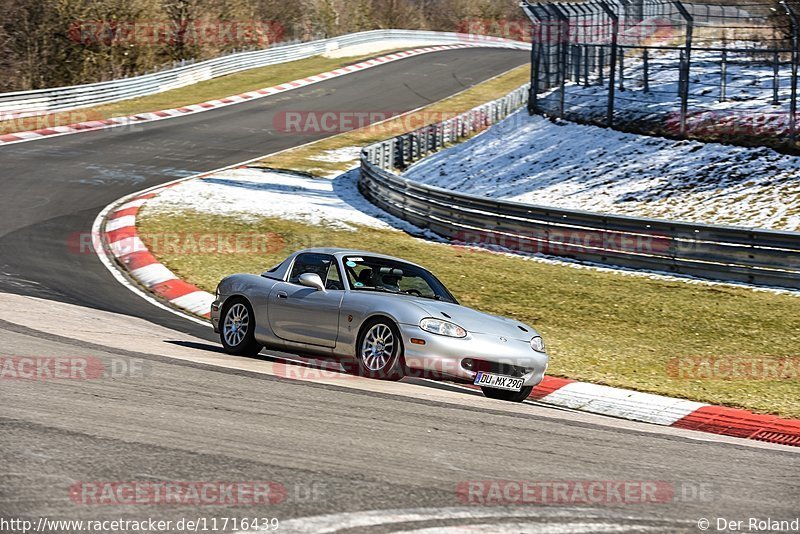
261,248,429,281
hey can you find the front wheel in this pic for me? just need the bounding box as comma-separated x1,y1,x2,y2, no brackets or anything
481,385,533,403
353,318,405,380
220,298,263,356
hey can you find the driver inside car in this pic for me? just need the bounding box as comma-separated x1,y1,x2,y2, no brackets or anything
378,268,402,292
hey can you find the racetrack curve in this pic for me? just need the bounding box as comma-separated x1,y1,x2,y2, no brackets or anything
0,47,527,338
1,47,799,532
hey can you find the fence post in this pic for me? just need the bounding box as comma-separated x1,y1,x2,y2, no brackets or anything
573,3,592,88
643,48,650,92
599,1,619,127
720,49,727,102
772,51,780,106
547,4,570,119
521,2,544,113
782,1,799,144
673,0,694,137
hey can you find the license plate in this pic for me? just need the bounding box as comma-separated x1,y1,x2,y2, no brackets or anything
474,371,523,391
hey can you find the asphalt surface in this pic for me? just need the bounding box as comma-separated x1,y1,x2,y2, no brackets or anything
1,303,798,533
1,47,798,533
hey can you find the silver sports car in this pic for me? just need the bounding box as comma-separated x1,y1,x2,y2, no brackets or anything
211,248,548,402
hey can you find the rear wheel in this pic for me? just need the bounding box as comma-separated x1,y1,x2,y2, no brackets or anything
481,385,533,403
353,318,405,380
220,298,263,356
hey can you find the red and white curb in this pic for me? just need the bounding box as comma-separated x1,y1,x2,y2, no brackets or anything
529,377,800,447
0,43,515,147
99,184,800,449
102,188,216,318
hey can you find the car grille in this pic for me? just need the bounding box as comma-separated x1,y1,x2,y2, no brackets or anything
471,359,529,378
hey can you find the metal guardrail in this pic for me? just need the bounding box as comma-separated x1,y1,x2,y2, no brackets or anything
0,30,528,117
359,84,800,289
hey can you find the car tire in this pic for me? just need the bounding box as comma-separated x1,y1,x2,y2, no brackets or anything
481,385,533,403
220,297,263,356
353,318,405,380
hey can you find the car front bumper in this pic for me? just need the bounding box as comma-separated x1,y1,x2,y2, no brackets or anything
397,325,548,387
210,298,222,333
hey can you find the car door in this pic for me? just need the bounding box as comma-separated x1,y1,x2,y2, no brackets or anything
267,253,344,348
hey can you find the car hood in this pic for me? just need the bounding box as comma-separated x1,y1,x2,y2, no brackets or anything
410,299,538,341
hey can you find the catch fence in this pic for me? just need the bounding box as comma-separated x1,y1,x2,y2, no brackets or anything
520,0,800,149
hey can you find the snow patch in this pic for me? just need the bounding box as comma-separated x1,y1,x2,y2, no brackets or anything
403,109,800,230
144,167,437,236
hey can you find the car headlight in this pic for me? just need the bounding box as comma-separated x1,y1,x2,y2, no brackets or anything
530,336,545,352
420,318,467,338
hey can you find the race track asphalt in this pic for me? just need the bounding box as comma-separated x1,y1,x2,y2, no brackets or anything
1,47,798,533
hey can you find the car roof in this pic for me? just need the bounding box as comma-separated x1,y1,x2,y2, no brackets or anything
263,248,428,280
297,248,424,268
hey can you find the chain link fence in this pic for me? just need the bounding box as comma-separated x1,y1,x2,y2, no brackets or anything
521,0,800,151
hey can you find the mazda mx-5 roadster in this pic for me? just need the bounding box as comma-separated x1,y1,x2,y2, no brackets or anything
211,248,548,402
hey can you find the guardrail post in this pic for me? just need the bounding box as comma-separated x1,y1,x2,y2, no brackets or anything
673,0,694,137
782,1,799,144
599,1,619,127
396,135,406,169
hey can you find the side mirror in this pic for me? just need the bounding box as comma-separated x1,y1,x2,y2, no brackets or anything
298,273,326,291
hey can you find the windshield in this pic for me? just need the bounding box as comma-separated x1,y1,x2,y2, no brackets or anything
342,255,456,303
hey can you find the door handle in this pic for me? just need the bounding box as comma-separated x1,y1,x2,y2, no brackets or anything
276,291,288,299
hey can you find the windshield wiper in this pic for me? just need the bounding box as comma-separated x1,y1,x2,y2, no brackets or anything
355,286,450,302
415,294,445,301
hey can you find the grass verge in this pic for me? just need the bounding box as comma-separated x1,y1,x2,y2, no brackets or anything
1,49,411,136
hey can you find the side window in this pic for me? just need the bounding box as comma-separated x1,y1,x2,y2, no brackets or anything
289,253,337,286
